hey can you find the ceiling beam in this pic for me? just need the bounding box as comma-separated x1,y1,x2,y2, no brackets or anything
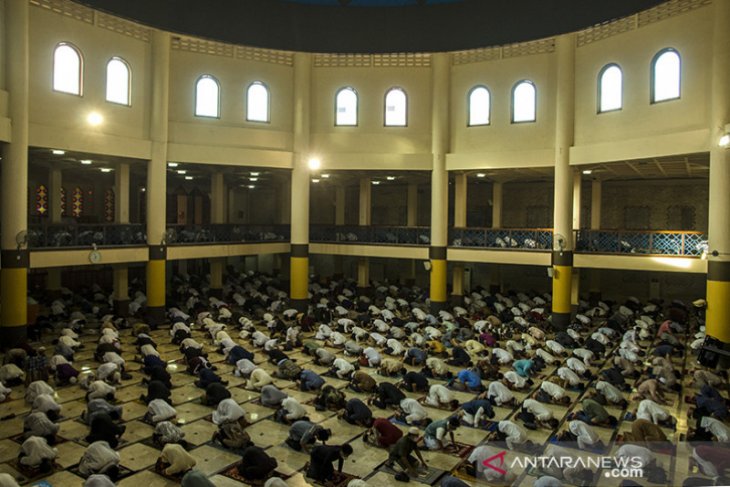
625,161,644,178
653,159,667,177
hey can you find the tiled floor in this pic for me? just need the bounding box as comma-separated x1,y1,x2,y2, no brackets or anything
0,300,719,487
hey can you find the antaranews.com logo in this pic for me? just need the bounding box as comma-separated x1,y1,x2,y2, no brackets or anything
483,451,644,479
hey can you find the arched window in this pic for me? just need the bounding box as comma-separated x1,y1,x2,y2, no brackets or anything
468,85,490,126
246,81,269,122
195,75,220,118
106,57,131,105
53,43,82,95
335,87,358,126
598,64,622,112
384,87,407,127
652,48,681,103
512,80,536,123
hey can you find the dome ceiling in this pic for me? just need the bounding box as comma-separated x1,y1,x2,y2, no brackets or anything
74,0,665,53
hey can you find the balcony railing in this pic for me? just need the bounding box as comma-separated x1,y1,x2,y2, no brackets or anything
574,229,707,256
165,224,290,245
450,227,553,251
310,225,431,246
28,224,147,248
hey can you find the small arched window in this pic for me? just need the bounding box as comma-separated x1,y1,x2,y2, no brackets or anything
468,85,491,126
652,48,681,103
246,81,269,122
53,43,82,95
106,57,131,105
384,87,407,127
512,80,536,123
598,64,622,113
335,87,358,126
195,75,220,118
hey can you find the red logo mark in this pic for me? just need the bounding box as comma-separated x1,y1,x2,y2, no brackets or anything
482,451,508,475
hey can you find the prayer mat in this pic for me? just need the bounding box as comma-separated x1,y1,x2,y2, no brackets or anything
139,436,193,451
14,461,63,483
10,434,66,446
205,438,249,457
220,464,290,485
68,465,134,482
378,464,445,485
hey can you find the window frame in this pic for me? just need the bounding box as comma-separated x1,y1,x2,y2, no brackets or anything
383,87,408,127
511,80,536,124
650,48,681,104
105,56,131,106
597,63,623,114
194,74,221,119
245,80,270,123
334,86,359,127
52,42,83,96
467,85,491,127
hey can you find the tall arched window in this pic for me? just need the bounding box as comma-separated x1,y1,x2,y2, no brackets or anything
195,75,220,118
53,43,82,95
335,87,358,126
384,87,407,127
598,64,622,113
512,80,536,123
652,48,681,103
106,57,131,105
246,81,269,122
468,85,490,126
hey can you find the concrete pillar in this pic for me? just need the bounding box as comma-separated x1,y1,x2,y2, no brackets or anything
113,265,130,317
359,178,371,226
452,173,467,304
572,171,582,231
407,183,418,227
551,33,576,330
335,185,346,226
1,0,30,346
289,53,312,311
47,268,62,299
115,163,130,224
429,53,450,311
491,182,503,228
357,258,369,292
280,179,291,224
49,168,63,224
590,180,602,230
706,0,730,343
209,172,226,297
145,30,170,327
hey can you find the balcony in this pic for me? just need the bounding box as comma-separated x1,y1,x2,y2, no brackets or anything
575,230,707,256
165,224,290,245
449,227,553,250
28,223,146,249
310,225,430,246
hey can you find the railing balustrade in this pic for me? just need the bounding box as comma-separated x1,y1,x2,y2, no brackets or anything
27,223,146,248
574,229,707,256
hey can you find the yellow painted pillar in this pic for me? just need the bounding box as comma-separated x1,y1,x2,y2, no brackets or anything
706,0,730,343
289,53,312,311
1,0,29,347
145,29,170,326
452,173,467,304
357,258,370,292
551,33,576,329
429,52,450,311
115,163,130,224
113,265,130,317
49,168,63,224
209,172,225,297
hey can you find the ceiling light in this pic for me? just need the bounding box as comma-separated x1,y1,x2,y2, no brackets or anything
321,174,330,179
52,150,65,155
372,181,381,185
248,185,255,189
87,111,103,126
100,168,113,173
177,170,187,174
80,159,92,165
386,176,396,181
168,162,179,168
476,173,486,178
249,177,258,182
582,169,593,175
720,134,730,147
308,157,321,171
185,176,193,180
250,172,260,176
312,179,320,183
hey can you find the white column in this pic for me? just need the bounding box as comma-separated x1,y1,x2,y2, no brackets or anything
454,173,467,228
572,171,581,231
590,180,602,230
115,163,130,224
49,168,62,223
359,178,371,226
407,183,418,226
491,182,503,228
211,172,225,224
